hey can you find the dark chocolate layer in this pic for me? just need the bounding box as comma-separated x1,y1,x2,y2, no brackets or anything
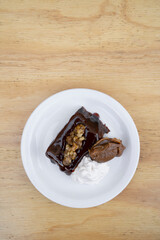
46,107,109,174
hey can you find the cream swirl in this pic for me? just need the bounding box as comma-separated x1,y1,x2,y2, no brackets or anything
71,156,109,184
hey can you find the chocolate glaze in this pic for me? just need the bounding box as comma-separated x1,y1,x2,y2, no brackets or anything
46,107,110,174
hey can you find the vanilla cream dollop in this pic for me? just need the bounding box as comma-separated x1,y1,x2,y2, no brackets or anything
71,156,109,184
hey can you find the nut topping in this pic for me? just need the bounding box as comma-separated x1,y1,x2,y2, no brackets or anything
63,124,86,166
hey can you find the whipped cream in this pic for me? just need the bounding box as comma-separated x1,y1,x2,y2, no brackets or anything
71,156,109,184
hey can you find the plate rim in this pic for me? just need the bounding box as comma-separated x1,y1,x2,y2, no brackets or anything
21,88,140,208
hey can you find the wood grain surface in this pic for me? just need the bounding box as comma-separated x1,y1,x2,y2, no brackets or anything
0,0,160,239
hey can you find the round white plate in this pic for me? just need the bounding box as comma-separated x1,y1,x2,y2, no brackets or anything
21,89,140,208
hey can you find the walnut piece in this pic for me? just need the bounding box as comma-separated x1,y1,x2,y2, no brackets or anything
63,124,86,166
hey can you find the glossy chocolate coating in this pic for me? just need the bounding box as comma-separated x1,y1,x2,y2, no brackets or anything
46,107,110,174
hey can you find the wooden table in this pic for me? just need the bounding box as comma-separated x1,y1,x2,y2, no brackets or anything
1,1,160,239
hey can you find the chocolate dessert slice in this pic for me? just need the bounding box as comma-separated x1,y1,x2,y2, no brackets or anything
46,107,109,174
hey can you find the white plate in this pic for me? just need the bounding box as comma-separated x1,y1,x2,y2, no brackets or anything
21,89,140,208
